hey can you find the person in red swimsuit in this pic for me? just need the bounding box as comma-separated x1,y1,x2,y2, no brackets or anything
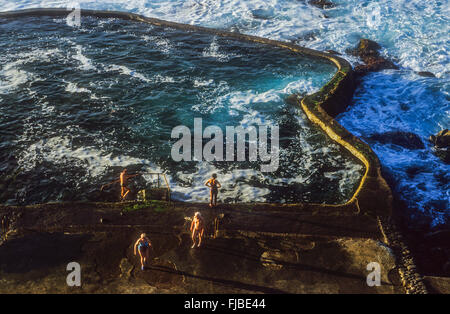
205,173,221,207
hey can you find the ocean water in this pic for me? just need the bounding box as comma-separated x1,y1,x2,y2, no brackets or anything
0,15,364,205
0,0,448,226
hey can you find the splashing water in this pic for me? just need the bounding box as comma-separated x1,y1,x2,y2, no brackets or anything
0,15,364,205
0,0,448,227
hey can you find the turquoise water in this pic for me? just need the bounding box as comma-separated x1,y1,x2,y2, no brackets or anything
0,15,364,204
0,0,448,227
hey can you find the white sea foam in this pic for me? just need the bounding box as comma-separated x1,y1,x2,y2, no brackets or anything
193,78,214,87
101,63,176,84
140,32,175,54
105,64,151,82
221,89,279,125
0,65,33,94
202,37,239,62
281,79,318,95
65,81,92,94
153,74,176,83
171,162,271,203
18,136,161,179
0,48,62,93
72,44,96,71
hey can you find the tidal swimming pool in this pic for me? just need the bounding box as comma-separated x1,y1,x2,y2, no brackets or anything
0,15,364,204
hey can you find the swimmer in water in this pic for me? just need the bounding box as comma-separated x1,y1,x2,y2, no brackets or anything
205,173,221,207
190,212,205,248
134,233,152,270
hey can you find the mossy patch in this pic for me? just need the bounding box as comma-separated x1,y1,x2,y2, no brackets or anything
123,200,170,213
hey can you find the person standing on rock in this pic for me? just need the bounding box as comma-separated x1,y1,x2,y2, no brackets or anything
120,168,139,200
134,233,152,270
190,212,205,248
205,173,221,207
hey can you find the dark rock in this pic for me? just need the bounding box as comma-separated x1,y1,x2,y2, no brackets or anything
308,0,335,9
285,94,300,106
444,261,450,274
400,103,410,111
433,149,450,164
405,166,424,179
348,39,398,75
0,200,405,293
326,49,341,55
119,258,134,278
429,129,450,164
429,129,450,149
424,229,450,247
295,31,318,42
250,9,273,20
433,170,449,186
417,71,436,78
367,131,425,149
424,199,447,212
349,39,381,58
354,56,398,74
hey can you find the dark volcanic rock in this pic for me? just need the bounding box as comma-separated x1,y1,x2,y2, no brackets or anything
285,94,301,106
417,229,450,276
308,0,335,9
354,56,398,73
424,199,447,212
326,49,341,55
405,166,424,179
400,103,410,111
429,129,450,164
432,149,450,164
425,230,450,246
292,31,319,42
417,71,436,78
349,39,381,58
429,129,450,148
348,39,398,75
368,131,425,150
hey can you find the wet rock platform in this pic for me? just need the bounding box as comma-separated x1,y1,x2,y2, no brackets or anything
0,201,404,294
